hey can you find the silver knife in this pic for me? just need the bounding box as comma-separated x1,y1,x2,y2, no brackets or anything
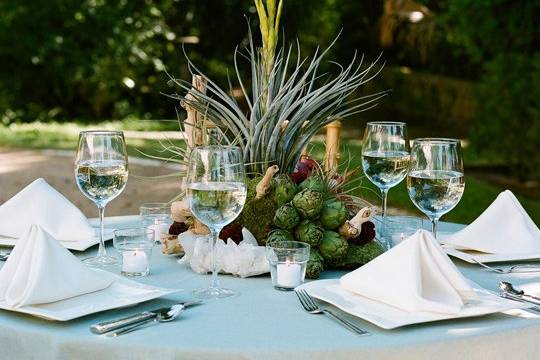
90,301,201,334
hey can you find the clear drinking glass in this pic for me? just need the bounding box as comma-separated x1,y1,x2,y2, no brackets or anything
140,203,171,244
407,138,465,238
113,228,154,277
383,216,424,247
361,122,410,246
266,241,310,291
75,131,128,267
186,146,247,299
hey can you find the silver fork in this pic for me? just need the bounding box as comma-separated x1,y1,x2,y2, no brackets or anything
473,259,540,274
295,289,370,336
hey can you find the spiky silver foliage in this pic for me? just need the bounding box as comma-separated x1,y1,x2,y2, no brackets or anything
166,30,386,175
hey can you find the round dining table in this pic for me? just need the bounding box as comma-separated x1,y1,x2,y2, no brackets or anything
0,216,539,360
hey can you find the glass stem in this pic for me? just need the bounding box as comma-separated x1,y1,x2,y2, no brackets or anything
210,228,221,289
97,205,107,257
431,216,440,239
381,188,389,218
380,188,390,250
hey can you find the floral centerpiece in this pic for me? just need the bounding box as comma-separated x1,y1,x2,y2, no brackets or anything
157,0,386,278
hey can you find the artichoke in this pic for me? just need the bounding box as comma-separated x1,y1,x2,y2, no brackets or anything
306,249,325,279
320,198,348,230
273,175,299,206
319,230,349,260
292,189,324,219
266,229,294,246
299,176,326,193
295,219,324,247
273,204,300,230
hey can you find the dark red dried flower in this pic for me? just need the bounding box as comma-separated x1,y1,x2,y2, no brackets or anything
348,221,376,246
169,221,188,235
289,157,320,184
219,223,243,244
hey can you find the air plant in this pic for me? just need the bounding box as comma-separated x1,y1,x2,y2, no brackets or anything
166,26,386,176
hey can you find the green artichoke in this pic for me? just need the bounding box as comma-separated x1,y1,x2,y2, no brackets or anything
299,176,326,193
273,175,299,206
320,198,348,229
295,219,324,247
292,189,324,219
266,229,294,246
326,242,384,270
273,204,300,230
306,249,325,279
319,230,349,260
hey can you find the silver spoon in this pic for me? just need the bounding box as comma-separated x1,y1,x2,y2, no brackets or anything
0,252,10,262
108,304,185,337
499,281,540,306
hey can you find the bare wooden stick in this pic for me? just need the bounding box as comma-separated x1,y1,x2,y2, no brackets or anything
324,120,341,171
181,75,208,150
256,165,279,199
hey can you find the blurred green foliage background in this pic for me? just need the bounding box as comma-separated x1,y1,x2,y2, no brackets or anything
0,0,539,183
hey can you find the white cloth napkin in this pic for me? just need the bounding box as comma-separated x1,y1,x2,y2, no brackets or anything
179,228,270,278
340,230,475,314
0,225,114,307
443,190,540,254
0,178,95,241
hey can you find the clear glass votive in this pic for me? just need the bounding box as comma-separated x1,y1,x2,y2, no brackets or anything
140,203,172,244
266,241,310,291
113,228,154,277
384,216,424,248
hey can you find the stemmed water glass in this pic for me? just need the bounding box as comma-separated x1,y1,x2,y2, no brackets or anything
407,138,465,238
75,131,129,267
186,145,247,299
361,122,410,247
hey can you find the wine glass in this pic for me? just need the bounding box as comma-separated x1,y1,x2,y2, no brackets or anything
75,131,129,267
186,145,247,299
407,138,465,238
361,122,410,247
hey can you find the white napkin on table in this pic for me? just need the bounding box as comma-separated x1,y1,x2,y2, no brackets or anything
443,190,540,254
0,225,114,307
0,178,95,241
340,230,475,314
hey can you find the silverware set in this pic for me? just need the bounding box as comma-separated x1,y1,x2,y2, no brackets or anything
295,289,370,336
473,259,540,274
90,301,201,337
498,281,540,309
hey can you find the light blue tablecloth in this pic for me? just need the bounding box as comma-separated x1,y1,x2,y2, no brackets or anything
1,217,540,360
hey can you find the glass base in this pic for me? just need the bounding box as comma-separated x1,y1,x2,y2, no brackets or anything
83,255,118,268
121,269,149,277
192,286,236,299
273,285,296,291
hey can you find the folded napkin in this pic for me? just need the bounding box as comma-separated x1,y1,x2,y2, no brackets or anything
0,178,95,241
340,230,475,314
0,225,114,307
179,228,270,278
443,190,540,254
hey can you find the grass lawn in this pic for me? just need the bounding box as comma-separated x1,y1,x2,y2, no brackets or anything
1,121,539,224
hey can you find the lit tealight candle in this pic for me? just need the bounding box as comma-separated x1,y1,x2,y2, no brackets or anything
148,221,169,243
391,232,407,246
122,249,149,274
276,260,302,288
